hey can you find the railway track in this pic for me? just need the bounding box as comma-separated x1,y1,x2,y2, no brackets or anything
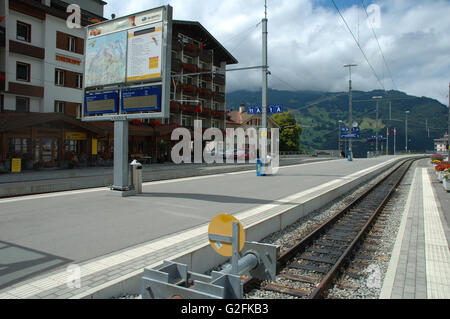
244,158,416,299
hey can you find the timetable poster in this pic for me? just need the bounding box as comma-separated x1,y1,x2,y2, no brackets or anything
126,22,163,82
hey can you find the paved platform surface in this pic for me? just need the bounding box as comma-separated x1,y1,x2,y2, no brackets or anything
381,158,450,299
0,157,329,198
0,156,401,298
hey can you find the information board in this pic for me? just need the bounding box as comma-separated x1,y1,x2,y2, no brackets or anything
126,23,163,82
82,6,172,121
121,87,161,112
85,91,119,115
85,31,127,87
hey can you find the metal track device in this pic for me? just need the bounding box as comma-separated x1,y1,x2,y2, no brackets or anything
142,214,279,299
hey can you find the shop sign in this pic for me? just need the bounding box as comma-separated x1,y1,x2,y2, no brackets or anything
66,132,87,140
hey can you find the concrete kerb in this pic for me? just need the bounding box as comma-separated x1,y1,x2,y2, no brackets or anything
72,157,405,299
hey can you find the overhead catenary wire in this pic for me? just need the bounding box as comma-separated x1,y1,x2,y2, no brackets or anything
330,0,385,90
360,0,398,91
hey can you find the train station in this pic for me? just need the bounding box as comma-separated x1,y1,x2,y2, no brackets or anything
0,155,448,299
0,0,449,304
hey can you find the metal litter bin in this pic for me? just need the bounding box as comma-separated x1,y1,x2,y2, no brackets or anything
130,160,143,194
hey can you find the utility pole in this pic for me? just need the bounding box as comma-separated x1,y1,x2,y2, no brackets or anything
386,127,389,155
262,1,268,130
405,110,410,153
344,64,357,160
394,127,397,156
373,96,382,156
261,0,268,162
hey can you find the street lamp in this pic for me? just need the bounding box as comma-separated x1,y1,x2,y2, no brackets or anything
372,96,383,156
405,111,410,153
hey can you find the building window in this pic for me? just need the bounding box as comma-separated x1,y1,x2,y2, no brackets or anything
16,97,30,113
0,95,4,113
16,21,31,42
16,62,30,82
55,69,65,86
8,138,29,154
68,36,76,52
54,101,65,113
76,74,83,89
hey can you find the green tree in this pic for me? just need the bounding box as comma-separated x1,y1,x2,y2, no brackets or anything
272,112,303,152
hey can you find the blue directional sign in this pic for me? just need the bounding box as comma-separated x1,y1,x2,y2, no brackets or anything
247,105,283,115
121,87,161,112
341,127,350,132
341,133,360,139
85,90,119,115
268,104,283,114
352,127,360,132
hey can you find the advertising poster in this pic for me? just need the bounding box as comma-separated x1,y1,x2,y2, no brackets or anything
126,22,163,82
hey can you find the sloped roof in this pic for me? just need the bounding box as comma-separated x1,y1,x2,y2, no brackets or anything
0,113,104,135
173,20,238,65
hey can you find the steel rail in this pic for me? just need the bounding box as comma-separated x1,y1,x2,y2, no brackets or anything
244,157,422,298
308,159,414,298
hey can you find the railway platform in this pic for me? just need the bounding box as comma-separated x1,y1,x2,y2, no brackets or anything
380,159,450,299
0,155,447,299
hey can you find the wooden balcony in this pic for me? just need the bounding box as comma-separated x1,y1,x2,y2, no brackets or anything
199,50,212,63
172,38,182,51
182,84,197,97
182,62,198,73
183,43,199,57
170,101,181,112
201,72,213,81
212,110,225,119
198,87,212,99
9,40,45,60
171,58,182,73
213,73,225,85
0,26,5,47
213,92,225,103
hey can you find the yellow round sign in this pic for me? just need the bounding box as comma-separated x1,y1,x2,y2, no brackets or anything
208,214,245,257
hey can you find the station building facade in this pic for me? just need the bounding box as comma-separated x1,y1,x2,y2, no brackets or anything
0,0,238,172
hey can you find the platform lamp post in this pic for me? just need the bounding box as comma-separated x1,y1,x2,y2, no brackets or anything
405,111,410,153
372,96,382,156
338,120,343,152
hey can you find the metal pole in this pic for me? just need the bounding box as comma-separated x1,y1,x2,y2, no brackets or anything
448,82,450,160
376,100,379,155
405,111,409,153
262,2,268,130
113,120,129,190
231,222,239,275
344,64,357,160
394,128,396,155
338,121,342,152
386,127,389,155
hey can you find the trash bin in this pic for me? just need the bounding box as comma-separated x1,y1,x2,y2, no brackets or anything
256,158,262,176
130,160,143,194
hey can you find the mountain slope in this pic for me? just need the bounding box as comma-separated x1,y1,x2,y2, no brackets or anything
226,89,448,157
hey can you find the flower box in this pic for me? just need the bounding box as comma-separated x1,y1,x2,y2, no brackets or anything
443,178,450,192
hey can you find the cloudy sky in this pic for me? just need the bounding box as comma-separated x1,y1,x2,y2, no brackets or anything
104,0,450,106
